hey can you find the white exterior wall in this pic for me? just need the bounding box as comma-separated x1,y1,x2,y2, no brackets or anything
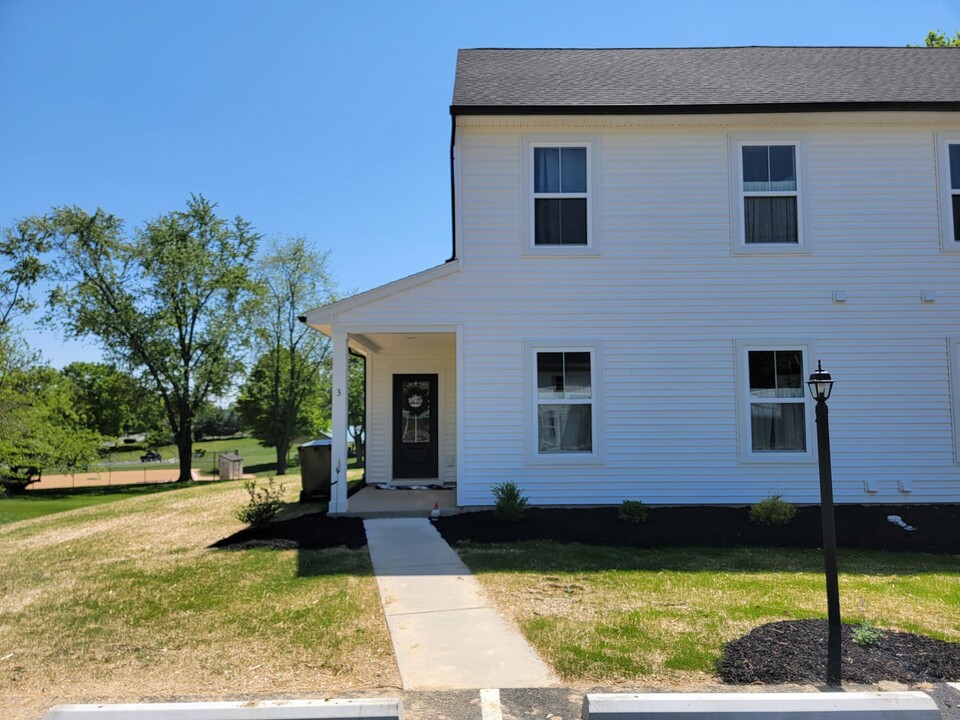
333,112,960,507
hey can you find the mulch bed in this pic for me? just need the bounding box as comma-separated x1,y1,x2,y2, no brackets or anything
210,514,366,550
433,504,960,554
718,619,960,684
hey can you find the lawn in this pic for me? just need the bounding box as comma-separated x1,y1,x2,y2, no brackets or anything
0,483,188,525
454,541,960,685
0,478,397,720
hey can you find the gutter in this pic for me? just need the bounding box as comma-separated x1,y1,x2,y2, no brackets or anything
448,114,457,263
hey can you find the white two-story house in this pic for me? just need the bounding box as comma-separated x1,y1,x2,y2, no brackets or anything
305,47,960,513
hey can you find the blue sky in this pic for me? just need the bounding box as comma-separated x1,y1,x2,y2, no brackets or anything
1,0,957,367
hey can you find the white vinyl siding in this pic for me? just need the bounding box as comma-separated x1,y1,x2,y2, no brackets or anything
329,118,960,507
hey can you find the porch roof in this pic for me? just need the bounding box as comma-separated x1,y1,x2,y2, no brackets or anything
302,260,459,335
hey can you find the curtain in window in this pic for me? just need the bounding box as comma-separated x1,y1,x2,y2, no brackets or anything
751,403,806,452
538,405,592,453
745,197,798,244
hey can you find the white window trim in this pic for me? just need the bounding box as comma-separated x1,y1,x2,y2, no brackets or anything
949,336,960,463
735,339,816,465
521,135,601,257
730,134,811,255
937,132,960,252
524,339,605,466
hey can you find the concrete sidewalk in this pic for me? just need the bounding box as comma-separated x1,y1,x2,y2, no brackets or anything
363,517,559,691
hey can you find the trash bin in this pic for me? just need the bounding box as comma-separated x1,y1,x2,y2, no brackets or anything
298,438,332,502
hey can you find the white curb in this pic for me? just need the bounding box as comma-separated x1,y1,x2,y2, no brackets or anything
582,691,940,720
43,697,402,720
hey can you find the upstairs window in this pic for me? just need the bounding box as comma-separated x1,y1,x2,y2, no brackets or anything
949,143,960,243
531,144,590,246
741,144,799,244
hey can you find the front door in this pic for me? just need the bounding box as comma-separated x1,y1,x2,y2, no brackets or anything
393,374,439,479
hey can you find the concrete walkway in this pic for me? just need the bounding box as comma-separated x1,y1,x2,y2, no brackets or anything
363,517,559,691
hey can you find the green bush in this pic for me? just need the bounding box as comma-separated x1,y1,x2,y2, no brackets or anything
618,499,649,524
748,494,797,526
852,619,883,647
235,477,285,528
492,481,528,523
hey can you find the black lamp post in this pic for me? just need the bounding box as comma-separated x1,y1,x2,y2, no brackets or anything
806,360,841,687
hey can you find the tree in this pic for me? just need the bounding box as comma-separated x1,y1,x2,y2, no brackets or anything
193,402,243,440
237,236,336,474
1,218,50,333
61,361,165,443
0,341,101,493
348,353,366,467
32,195,259,482
915,30,960,47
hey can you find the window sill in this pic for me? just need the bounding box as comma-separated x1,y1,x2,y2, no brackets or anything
733,243,811,256
522,245,602,258
526,454,606,467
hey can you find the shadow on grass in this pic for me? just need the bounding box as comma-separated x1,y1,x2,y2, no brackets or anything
19,482,191,500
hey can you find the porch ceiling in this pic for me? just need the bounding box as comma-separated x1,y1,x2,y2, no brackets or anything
351,331,455,355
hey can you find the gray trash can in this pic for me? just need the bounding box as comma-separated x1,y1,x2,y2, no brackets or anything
298,438,332,502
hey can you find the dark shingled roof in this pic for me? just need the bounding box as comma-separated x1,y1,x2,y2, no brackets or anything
451,47,960,115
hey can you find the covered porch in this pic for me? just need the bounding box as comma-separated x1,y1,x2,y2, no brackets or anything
325,326,459,514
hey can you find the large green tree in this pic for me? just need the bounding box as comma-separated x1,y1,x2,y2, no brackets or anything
918,30,960,47
1,218,50,333
237,236,336,474
32,195,259,482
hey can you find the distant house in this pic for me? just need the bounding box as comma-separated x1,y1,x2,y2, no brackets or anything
305,47,960,512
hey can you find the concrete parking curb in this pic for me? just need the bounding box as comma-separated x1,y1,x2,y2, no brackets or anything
582,691,941,720
43,698,402,720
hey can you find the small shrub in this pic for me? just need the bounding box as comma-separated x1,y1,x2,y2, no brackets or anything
749,494,797,526
235,477,285,528
852,619,883,647
492,481,528,522
619,499,649,524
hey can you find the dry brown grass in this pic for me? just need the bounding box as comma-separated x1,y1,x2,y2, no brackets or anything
0,479,399,719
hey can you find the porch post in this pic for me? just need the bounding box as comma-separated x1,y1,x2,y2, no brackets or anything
330,328,349,513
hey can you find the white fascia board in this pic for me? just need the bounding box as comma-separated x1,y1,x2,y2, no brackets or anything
303,260,460,334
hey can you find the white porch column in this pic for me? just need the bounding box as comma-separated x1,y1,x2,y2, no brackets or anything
330,328,349,513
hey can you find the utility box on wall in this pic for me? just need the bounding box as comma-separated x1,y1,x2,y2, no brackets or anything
299,438,332,502
218,453,243,480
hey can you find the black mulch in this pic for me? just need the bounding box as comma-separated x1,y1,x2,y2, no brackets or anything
433,504,960,554
719,619,960,684
209,513,366,550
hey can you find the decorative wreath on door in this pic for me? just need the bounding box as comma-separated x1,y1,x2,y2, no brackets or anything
401,385,429,417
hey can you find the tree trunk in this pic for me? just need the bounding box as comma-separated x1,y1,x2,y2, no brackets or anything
176,408,193,482
275,439,289,476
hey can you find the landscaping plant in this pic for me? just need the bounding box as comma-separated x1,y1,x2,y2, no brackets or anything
748,494,797,526
235,476,285,528
618,499,649,524
492,481,528,522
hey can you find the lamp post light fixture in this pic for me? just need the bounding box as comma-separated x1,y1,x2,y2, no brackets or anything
806,360,841,687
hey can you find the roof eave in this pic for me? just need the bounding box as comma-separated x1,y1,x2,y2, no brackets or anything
450,101,960,116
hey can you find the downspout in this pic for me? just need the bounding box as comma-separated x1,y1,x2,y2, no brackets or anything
447,111,457,263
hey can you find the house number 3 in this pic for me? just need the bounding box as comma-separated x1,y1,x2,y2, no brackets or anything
337,388,341,396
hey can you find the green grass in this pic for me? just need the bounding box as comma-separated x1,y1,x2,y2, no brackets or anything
0,478,397,711
0,483,189,525
455,541,960,683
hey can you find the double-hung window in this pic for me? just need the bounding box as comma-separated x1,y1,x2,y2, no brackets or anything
537,351,592,452
940,135,960,249
737,341,814,463
523,138,597,254
526,342,603,464
533,146,588,245
732,137,807,253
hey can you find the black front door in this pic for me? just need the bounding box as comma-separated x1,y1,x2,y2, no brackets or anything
393,374,439,479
